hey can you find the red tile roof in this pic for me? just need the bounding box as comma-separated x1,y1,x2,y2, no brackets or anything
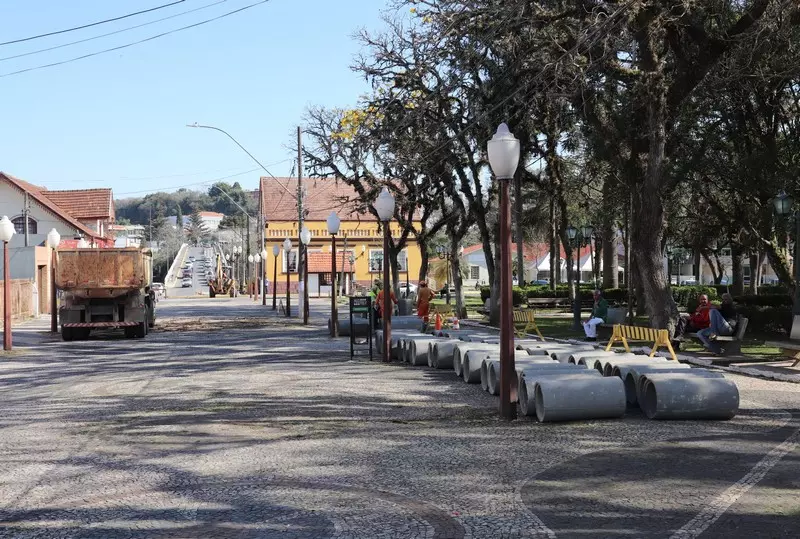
40,188,114,220
0,172,107,240
462,242,593,262
260,177,383,222
199,211,224,217
306,252,354,273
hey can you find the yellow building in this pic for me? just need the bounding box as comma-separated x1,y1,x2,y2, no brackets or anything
259,177,422,296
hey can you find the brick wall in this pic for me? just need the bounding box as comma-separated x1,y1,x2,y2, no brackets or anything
0,279,35,320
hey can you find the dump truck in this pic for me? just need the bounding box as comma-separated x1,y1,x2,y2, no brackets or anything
55,248,156,341
208,252,236,298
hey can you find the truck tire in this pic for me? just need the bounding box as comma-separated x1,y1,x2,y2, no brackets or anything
135,321,147,338
124,327,136,338
210,289,216,298
62,327,74,341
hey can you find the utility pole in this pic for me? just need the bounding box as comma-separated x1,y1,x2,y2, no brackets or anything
23,193,30,247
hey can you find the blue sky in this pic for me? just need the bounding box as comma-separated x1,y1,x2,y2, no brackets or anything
0,0,392,198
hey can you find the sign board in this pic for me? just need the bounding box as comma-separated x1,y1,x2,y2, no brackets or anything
349,296,373,360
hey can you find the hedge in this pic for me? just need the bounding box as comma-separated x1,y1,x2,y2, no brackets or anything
672,286,718,312
733,294,792,307
736,305,792,335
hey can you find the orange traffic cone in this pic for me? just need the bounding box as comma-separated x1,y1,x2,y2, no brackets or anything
434,312,443,331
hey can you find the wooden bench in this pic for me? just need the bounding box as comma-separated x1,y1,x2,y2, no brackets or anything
605,324,678,361
526,297,595,309
513,309,544,339
686,316,749,355
764,340,800,367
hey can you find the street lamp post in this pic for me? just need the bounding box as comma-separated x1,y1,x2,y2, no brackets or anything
46,229,61,333
374,187,396,362
261,248,268,306
248,254,254,298
254,254,261,301
567,225,594,332
437,245,452,304
773,191,800,339
1,216,16,351
300,226,312,325
327,212,341,338
283,238,292,317
487,123,521,421
272,245,280,310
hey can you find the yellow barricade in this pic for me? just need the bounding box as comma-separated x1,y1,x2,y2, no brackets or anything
605,324,677,361
512,309,544,340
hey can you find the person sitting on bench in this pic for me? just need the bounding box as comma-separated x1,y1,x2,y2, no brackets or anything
672,294,712,349
583,290,608,341
697,293,737,355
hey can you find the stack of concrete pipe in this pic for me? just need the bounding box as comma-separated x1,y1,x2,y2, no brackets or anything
428,340,462,369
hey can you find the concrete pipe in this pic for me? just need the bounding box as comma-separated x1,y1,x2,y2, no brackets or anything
454,343,499,374
490,358,579,397
462,349,496,384
519,371,603,417
427,339,462,371
392,333,428,361
635,369,723,407
515,339,545,350
577,353,639,370
588,354,651,374
391,316,426,331
550,346,600,363
601,356,671,377
569,350,619,365
406,337,442,367
516,363,587,395
622,364,694,405
534,376,627,423
329,318,371,337
400,335,439,364
640,373,739,420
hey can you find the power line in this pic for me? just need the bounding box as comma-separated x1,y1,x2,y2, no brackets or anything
115,167,260,196
0,0,187,47
0,0,272,78
0,0,230,63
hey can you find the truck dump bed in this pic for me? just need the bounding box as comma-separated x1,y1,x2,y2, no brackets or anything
56,248,153,297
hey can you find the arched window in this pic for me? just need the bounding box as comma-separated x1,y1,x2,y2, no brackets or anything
12,216,37,235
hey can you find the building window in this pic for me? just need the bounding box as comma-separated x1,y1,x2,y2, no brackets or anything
398,249,408,272
369,249,384,272
12,216,37,235
720,248,732,257
283,249,299,273
470,265,480,280
320,273,332,285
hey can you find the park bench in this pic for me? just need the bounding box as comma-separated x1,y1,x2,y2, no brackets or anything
763,339,800,367
526,297,595,309
512,309,544,339
686,316,749,356
605,324,678,361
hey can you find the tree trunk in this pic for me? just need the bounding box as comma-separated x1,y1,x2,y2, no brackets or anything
388,247,401,297
731,244,745,296
549,198,557,290
515,174,525,286
451,241,466,319
763,238,793,287
749,250,764,295
419,244,430,282
693,248,701,284
602,225,618,289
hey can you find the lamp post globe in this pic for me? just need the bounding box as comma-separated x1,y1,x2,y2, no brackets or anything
300,226,312,245
260,249,267,260
374,187,395,222
283,238,292,252
273,245,280,257
327,212,341,236
254,254,260,263
248,254,254,264
567,226,578,241
487,122,521,421
581,225,594,240
47,229,61,249
774,191,794,216
0,216,14,243
487,123,521,180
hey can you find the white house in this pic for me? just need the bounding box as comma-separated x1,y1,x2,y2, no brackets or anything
198,211,224,231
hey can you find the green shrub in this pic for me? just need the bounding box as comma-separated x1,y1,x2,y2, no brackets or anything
480,286,491,303
526,288,569,298
733,294,792,307
736,305,792,335
512,286,526,306
758,284,790,295
602,288,628,304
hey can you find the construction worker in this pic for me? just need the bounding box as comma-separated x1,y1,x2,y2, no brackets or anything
416,280,435,322
376,286,397,328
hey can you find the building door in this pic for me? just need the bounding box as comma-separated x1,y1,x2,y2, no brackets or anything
308,273,320,297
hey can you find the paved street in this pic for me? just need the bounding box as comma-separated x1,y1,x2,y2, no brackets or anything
1,298,798,538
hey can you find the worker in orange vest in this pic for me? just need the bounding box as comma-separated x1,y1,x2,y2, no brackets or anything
376,286,397,327
416,281,435,323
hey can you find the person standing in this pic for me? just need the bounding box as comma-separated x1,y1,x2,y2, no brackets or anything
376,286,397,328
583,290,608,341
416,281,435,323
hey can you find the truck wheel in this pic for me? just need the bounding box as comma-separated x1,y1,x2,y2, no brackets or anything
135,322,147,338
124,327,136,338
62,327,74,341
209,289,216,298
77,328,91,340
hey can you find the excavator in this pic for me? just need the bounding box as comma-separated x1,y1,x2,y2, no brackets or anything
208,252,236,298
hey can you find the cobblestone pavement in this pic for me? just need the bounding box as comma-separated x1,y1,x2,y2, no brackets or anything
0,298,798,538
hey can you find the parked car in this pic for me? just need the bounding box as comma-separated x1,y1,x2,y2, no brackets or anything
399,283,418,296
532,279,549,285
151,282,165,298
181,278,192,288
